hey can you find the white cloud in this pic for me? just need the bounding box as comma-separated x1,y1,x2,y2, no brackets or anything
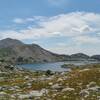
0,12,100,55
13,16,47,24
1,12,100,40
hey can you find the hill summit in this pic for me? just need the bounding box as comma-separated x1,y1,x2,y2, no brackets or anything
0,38,65,64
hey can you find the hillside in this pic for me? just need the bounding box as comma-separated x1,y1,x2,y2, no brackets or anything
0,38,99,64
0,38,66,64
70,53,90,61
91,55,100,61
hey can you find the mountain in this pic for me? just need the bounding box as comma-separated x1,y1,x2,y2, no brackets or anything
0,38,24,48
91,55,100,61
0,38,66,64
70,53,90,61
0,38,99,64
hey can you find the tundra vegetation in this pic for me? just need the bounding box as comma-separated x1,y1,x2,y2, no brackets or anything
0,62,100,100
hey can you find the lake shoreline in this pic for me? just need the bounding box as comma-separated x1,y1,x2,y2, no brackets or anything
0,62,100,99
17,60,100,72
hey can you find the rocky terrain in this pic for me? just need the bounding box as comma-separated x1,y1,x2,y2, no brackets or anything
0,63,100,100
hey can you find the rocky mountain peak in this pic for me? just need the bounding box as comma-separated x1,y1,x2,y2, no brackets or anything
0,38,24,48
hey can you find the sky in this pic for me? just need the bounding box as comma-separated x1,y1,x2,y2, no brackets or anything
0,0,100,55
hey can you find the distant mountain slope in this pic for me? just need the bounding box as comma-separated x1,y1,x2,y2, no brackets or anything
0,38,99,64
91,55,100,61
70,53,90,61
0,38,66,64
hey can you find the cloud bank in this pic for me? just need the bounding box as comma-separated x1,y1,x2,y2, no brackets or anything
1,12,100,42
0,12,100,54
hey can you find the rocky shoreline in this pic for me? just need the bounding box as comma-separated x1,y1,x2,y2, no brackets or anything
0,62,100,100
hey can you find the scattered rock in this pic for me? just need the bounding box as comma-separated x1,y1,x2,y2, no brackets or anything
51,84,63,90
87,82,97,88
62,87,75,92
80,89,89,98
48,82,53,86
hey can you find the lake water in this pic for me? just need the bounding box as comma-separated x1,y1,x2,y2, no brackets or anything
17,61,99,72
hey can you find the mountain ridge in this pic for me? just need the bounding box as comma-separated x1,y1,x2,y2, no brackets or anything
0,38,99,64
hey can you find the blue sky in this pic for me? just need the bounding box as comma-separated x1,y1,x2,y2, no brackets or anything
0,0,100,55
